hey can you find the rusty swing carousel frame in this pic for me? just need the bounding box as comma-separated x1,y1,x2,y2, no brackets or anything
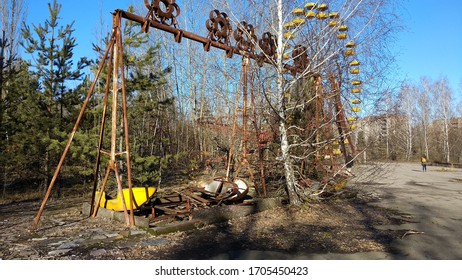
33,0,360,228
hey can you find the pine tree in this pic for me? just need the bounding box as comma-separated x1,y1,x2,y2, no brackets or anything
0,30,15,161
1,0,26,142
21,0,90,114
123,6,173,185
88,6,173,188
20,0,91,189
1,60,44,195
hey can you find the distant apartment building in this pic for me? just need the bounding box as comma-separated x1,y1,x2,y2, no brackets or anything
353,114,410,162
355,115,462,163
430,117,462,163
450,117,462,129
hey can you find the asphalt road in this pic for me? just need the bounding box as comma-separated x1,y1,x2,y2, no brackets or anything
211,162,462,260
348,162,462,259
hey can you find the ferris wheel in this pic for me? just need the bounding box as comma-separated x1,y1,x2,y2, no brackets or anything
281,2,362,169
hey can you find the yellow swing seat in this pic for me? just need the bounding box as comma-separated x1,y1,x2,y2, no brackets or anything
97,187,156,211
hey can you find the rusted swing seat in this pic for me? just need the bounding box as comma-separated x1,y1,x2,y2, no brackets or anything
97,187,156,211
203,177,249,202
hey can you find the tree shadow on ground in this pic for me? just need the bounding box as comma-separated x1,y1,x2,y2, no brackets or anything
152,198,403,260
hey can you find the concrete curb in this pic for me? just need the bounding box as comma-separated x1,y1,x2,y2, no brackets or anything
82,203,150,228
82,198,283,236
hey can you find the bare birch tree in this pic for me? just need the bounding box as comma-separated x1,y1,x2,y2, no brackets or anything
433,77,453,163
397,83,417,160
1,0,26,131
418,77,432,159
202,0,403,203
0,0,25,62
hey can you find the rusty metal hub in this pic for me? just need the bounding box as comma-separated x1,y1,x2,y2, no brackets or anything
234,21,257,52
144,0,180,27
206,10,232,45
258,31,277,65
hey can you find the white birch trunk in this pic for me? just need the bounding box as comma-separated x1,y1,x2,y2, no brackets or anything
419,78,432,160
434,78,452,163
276,0,300,205
443,118,450,163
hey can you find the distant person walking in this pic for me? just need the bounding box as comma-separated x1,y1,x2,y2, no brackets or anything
421,155,427,172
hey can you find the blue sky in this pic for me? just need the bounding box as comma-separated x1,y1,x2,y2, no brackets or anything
25,0,462,97
25,0,135,60
393,0,462,95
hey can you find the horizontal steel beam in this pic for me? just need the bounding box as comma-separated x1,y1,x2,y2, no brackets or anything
117,9,300,73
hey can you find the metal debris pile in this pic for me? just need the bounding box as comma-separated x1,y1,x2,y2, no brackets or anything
137,177,253,227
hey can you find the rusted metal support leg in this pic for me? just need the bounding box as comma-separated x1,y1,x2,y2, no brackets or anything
90,35,116,216
114,164,130,226
32,34,115,229
116,14,135,226
226,73,241,180
92,165,112,217
250,78,267,196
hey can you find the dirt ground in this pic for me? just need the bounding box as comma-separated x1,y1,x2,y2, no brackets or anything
0,166,410,260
